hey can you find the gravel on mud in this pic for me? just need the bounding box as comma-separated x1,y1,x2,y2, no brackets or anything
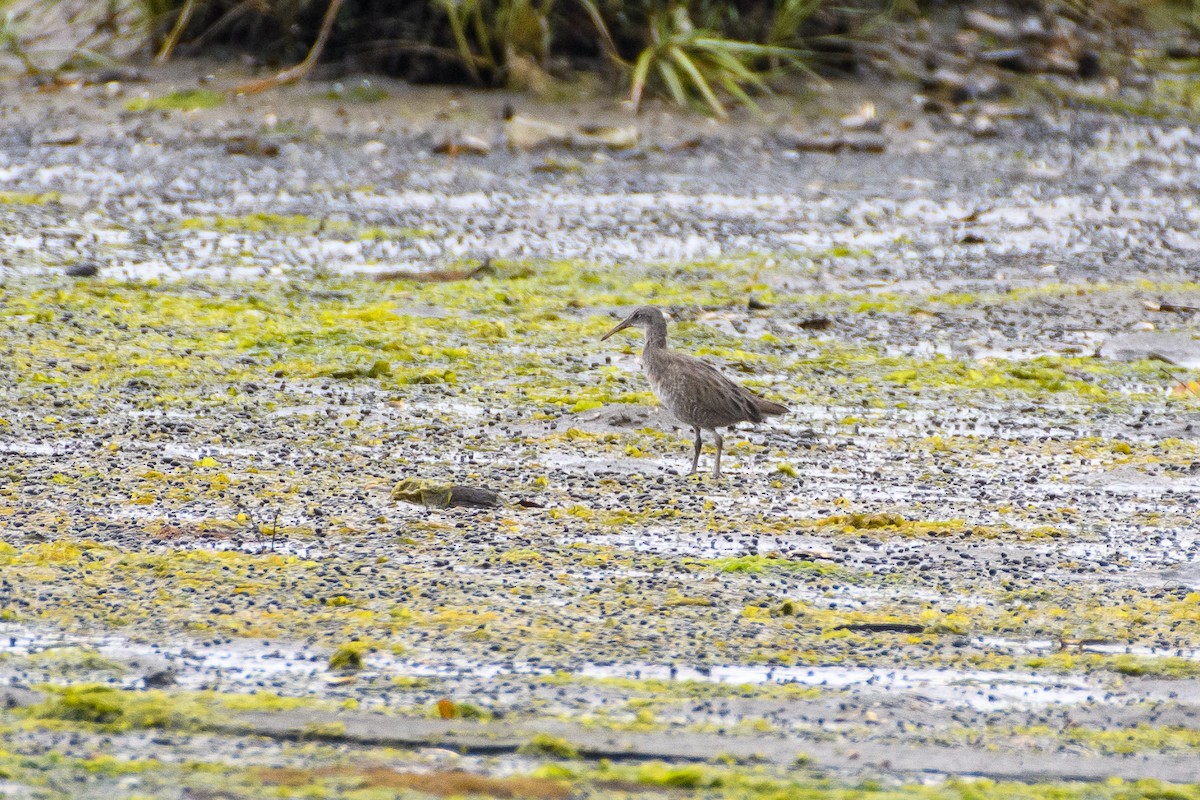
2,65,1200,799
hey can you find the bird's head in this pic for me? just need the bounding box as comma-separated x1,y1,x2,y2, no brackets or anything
600,306,666,341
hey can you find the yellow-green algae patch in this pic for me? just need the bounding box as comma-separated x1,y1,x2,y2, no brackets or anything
179,213,437,240
535,761,1200,800
1023,652,1200,679
1012,723,1200,756
20,684,343,733
0,731,1198,800
2,273,1199,693
0,277,1185,429
20,647,128,676
124,89,226,112
3,537,1200,667
697,554,849,576
0,191,60,205
3,713,1198,800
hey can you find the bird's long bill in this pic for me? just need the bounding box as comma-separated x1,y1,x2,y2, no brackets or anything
600,317,633,341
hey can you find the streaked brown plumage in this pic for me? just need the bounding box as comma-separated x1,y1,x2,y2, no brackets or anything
601,306,788,478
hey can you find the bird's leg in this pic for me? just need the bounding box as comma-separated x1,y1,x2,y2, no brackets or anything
688,426,702,475
712,430,724,479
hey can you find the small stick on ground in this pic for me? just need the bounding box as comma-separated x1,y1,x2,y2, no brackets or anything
234,0,345,95
373,260,492,283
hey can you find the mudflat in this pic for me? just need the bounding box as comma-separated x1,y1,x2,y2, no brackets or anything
2,64,1200,798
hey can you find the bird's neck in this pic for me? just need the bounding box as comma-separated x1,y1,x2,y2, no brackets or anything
642,318,669,353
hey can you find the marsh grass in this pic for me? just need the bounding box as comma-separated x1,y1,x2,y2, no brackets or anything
3,0,1199,114
626,6,804,117
115,0,853,113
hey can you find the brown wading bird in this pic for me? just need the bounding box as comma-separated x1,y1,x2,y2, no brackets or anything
601,306,788,478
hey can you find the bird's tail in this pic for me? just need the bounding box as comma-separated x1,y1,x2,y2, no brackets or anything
755,396,789,416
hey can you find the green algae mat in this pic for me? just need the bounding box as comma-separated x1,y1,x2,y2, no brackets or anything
4,81,1200,795
2,269,1200,797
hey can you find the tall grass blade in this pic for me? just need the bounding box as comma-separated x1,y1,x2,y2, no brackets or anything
575,0,622,65
437,0,483,83
669,44,726,118
656,59,687,106
154,0,196,64
469,0,495,71
629,45,654,111
718,73,762,115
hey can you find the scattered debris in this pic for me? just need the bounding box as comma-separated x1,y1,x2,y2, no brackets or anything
437,698,458,719
782,131,886,154
255,766,571,800
391,478,503,509
836,623,926,634
1145,300,1199,314
143,669,176,688
506,115,638,151
923,69,1010,105
505,115,571,150
35,129,81,146
840,102,880,132
797,317,832,331
373,261,493,283
64,263,99,277
434,134,492,156
573,124,638,150
842,132,887,153
964,9,1018,41
224,134,281,157
88,67,147,84
326,360,392,380
968,115,998,137
533,155,583,174
784,133,842,153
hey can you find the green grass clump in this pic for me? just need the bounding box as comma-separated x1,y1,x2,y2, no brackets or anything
625,5,798,118
125,89,226,112
130,0,843,116
633,763,721,789
1107,654,1200,678
1025,652,1200,678
571,761,1200,799
519,733,580,759
804,512,975,538
26,647,127,675
1001,722,1200,757
28,685,211,732
328,641,369,671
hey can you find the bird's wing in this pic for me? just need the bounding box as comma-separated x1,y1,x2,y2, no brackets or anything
669,352,769,424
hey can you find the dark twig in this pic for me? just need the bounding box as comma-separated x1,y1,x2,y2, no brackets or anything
234,0,345,95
